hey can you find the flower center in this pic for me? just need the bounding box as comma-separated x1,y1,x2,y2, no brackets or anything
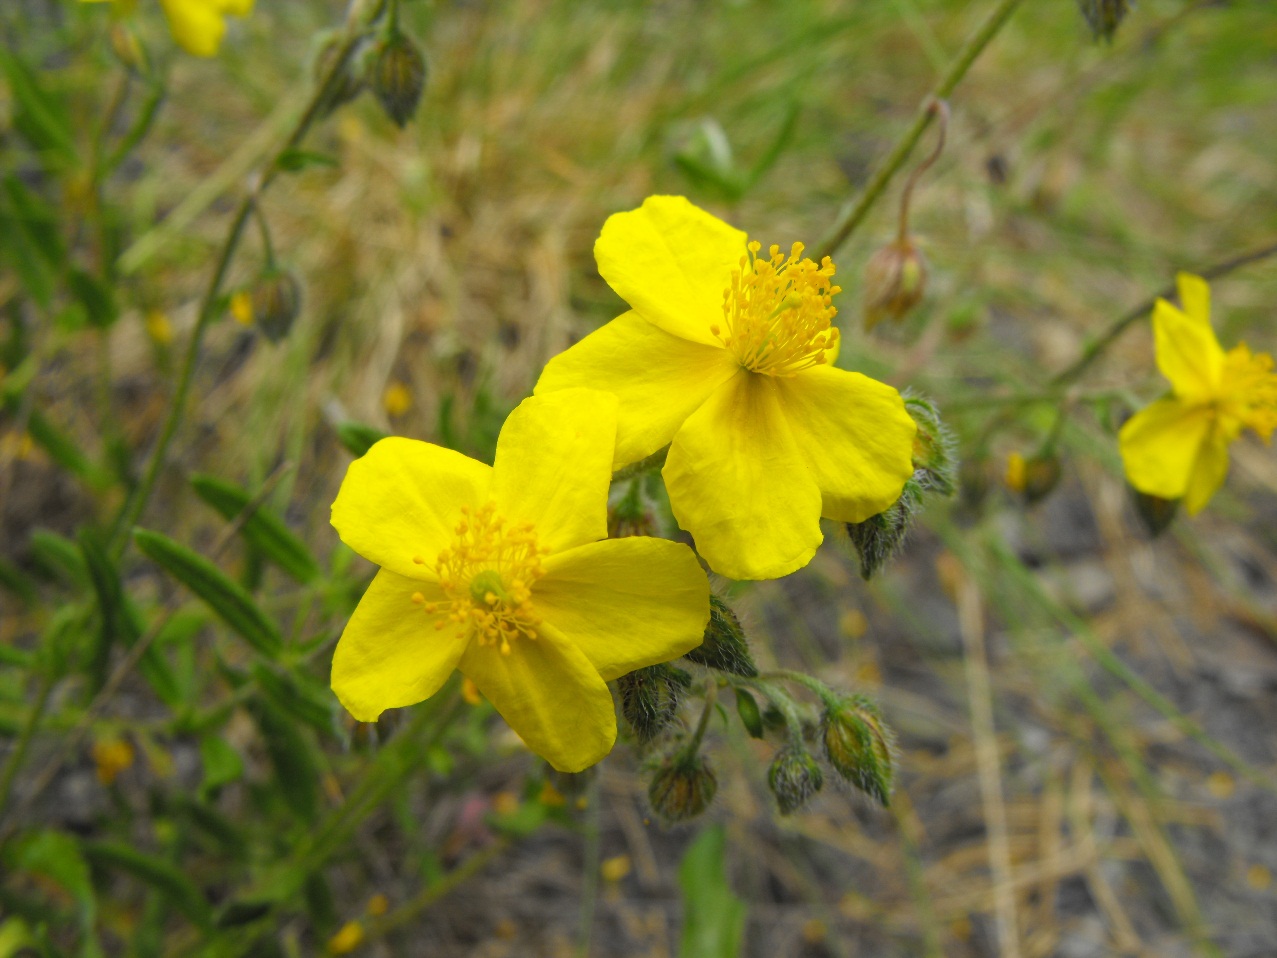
412,502,547,655
711,241,841,376
1219,344,1277,440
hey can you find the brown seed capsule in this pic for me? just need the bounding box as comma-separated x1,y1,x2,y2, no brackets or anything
250,269,302,343
648,752,717,823
372,33,427,129
1077,0,1131,42
863,238,927,330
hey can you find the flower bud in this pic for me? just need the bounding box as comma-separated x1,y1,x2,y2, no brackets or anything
904,394,957,497
1077,0,1130,42
250,269,302,343
1130,488,1177,538
618,664,690,745
372,33,427,129
648,752,717,824
767,745,824,815
315,34,371,117
863,238,926,330
821,695,895,806
683,595,758,677
844,476,923,581
1021,453,1062,505
110,23,149,75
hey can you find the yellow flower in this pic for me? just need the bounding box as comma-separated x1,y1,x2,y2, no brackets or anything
81,0,253,57
327,920,364,955
535,196,916,580
1119,273,1276,514
329,389,710,772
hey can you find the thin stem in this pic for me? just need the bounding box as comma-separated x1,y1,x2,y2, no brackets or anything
814,0,1024,260
895,99,949,244
575,775,602,958
252,199,276,269
369,838,510,938
1052,239,1277,387
682,680,718,758
0,672,55,819
761,668,839,710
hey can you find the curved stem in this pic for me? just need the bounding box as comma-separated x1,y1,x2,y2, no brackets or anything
896,99,949,244
814,0,1024,260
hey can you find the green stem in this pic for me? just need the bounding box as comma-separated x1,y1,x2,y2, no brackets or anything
682,680,718,758
762,668,840,709
575,775,602,958
0,672,54,820
814,0,1024,259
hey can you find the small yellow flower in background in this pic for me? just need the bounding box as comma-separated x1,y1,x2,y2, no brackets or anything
538,781,566,807
91,737,135,786
81,0,253,57
144,310,174,345
1247,864,1272,891
535,196,916,581
327,920,365,955
600,854,631,882
365,894,389,917
1206,771,1235,799
1119,273,1277,514
382,381,413,418
229,291,254,325
1004,451,1027,493
329,388,711,772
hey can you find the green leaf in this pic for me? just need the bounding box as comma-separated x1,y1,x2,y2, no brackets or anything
4,829,97,946
251,663,334,735
0,916,38,958
248,697,320,821
198,735,244,797
276,148,340,172
28,530,89,587
0,558,37,607
0,175,63,307
678,825,745,958
67,270,118,329
133,529,283,658
334,421,387,458
0,50,78,165
25,409,107,488
82,841,212,929
190,474,321,584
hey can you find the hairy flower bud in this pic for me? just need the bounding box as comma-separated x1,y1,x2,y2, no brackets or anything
844,475,923,581
863,238,926,330
648,752,717,824
767,745,824,815
683,595,758,677
250,269,302,343
1077,0,1131,42
904,394,957,497
821,695,895,806
1130,488,1177,538
617,664,690,745
372,33,427,129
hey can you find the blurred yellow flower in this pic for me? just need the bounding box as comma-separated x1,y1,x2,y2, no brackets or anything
1119,273,1276,514
144,309,174,345
535,196,916,580
329,389,710,772
1004,451,1026,493
229,291,254,325
81,0,253,57
382,381,413,417
327,920,364,955
91,737,135,786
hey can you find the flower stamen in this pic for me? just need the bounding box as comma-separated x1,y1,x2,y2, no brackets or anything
1220,344,1277,441
714,241,841,376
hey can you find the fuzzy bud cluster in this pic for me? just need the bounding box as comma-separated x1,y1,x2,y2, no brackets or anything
372,33,427,128
617,663,690,745
684,595,758,677
648,751,717,824
767,745,824,815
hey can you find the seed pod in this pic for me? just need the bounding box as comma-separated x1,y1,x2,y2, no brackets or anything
863,238,927,330
684,595,758,677
648,752,717,824
250,269,302,343
1021,453,1062,505
821,695,895,806
767,745,824,815
844,475,923,581
1077,0,1131,42
372,33,427,129
1130,488,1177,538
904,394,957,497
617,664,690,745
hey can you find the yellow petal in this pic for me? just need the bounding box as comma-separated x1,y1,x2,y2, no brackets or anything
216,0,253,15
158,0,227,56
1176,272,1210,326
1152,297,1222,399
461,624,616,773
536,538,710,681
1183,424,1230,515
535,311,740,468
775,366,915,523
331,570,461,722
664,374,823,580
491,389,616,554
1118,398,1212,500
331,437,491,580
594,196,747,347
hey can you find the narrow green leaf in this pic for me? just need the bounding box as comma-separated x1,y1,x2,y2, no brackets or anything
3,830,97,945
82,841,212,929
276,148,339,172
0,558,37,607
335,421,387,458
133,530,282,657
248,697,320,821
190,474,321,584
0,50,78,164
28,530,89,587
251,663,334,734
733,688,764,739
25,409,106,487
198,735,244,797
678,825,745,958
67,270,118,329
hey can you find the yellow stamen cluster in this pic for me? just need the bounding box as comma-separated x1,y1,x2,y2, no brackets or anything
712,241,841,376
415,502,548,655
1219,344,1277,441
